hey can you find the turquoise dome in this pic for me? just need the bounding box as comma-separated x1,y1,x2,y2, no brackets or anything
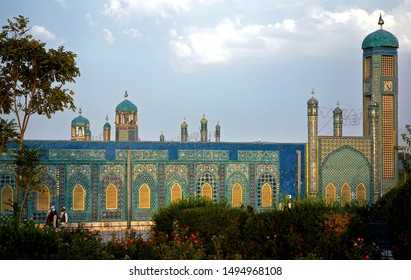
307,97,318,106
103,122,111,129
116,99,137,112
71,115,90,126
362,29,399,49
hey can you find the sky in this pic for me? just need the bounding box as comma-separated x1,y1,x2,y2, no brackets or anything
1,0,410,145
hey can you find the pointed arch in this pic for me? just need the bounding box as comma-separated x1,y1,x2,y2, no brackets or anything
356,183,367,206
1,185,13,211
261,183,272,207
139,184,151,209
37,185,50,211
73,184,85,210
341,183,351,205
171,183,182,203
202,183,212,200
232,183,242,207
325,183,336,204
106,184,118,210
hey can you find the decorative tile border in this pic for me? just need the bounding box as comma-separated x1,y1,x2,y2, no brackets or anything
178,150,229,161
49,149,106,161
116,150,168,161
319,137,372,164
238,151,279,162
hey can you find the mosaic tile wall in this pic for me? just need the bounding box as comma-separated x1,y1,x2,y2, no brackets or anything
0,140,306,222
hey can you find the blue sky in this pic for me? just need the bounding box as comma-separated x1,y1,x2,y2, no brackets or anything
1,0,410,144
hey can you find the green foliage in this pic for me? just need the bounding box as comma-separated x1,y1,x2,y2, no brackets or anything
372,179,411,259
0,118,19,153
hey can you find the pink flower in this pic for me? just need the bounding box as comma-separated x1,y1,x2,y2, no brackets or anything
364,255,370,260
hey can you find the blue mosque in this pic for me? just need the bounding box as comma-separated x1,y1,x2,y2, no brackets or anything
0,16,401,227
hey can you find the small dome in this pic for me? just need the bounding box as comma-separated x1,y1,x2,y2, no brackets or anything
84,128,91,135
116,99,137,112
216,122,221,129
71,115,90,126
307,97,318,106
362,29,399,49
333,106,342,115
104,122,111,129
181,120,188,128
201,115,208,124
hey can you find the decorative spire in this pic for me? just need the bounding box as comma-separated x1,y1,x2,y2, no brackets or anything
105,115,109,122
311,88,315,96
78,107,82,115
378,13,384,29
336,100,340,107
124,90,128,99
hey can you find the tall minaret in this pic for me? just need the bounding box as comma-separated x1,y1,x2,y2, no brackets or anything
215,122,221,142
362,14,399,193
307,89,319,195
333,101,343,137
368,101,380,201
115,91,138,142
181,118,188,142
103,115,111,141
200,114,208,142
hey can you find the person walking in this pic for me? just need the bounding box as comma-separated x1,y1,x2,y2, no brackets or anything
60,206,68,226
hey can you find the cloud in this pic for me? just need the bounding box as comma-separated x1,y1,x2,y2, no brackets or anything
169,7,409,71
31,25,56,41
55,0,67,7
103,0,190,19
123,28,141,38
85,13,97,26
102,29,116,44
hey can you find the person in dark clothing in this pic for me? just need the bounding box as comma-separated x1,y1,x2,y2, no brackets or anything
60,207,68,226
46,208,59,228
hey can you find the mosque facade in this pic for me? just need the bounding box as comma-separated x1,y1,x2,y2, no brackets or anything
0,17,400,226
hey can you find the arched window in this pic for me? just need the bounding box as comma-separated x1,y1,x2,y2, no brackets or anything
261,183,272,207
341,183,351,205
1,185,13,211
325,183,336,204
356,183,366,206
106,184,117,210
73,184,85,210
37,185,50,211
232,183,242,207
139,184,150,209
171,183,182,203
78,127,83,137
202,183,212,200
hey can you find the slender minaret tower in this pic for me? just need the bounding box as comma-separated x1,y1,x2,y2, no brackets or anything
160,132,165,142
368,101,380,201
307,89,319,195
200,114,208,142
103,115,111,141
333,101,343,137
181,118,188,142
215,122,221,142
362,14,399,193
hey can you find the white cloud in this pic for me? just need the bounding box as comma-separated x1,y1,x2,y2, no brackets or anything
169,7,410,71
102,29,116,44
103,0,190,19
123,28,141,38
31,25,56,41
55,0,67,7
85,13,97,26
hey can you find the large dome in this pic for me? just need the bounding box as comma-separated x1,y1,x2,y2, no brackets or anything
362,29,399,49
116,99,137,112
71,115,90,126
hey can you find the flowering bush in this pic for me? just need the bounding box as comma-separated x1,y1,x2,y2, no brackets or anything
349,237,381,260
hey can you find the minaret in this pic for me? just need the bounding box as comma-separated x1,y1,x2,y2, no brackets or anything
333,101,343,137
368,101,380,201
115,91,138,142
200,114,208,142
160,132,165,142
103,115,111,141
71,108,91,141
362,14,399,193
215,122,221,142
307,89,319,195
181,118,188,142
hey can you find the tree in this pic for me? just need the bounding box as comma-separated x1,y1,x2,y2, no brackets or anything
12,145,44,220
0,15,80,204
0,118,19,155
400,124,411,182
